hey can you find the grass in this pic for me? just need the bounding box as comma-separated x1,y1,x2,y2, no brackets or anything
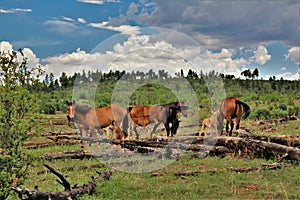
7,114,300,200
78,156,300,200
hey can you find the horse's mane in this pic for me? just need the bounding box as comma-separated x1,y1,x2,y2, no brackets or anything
75,104,92,114
161,101,183,107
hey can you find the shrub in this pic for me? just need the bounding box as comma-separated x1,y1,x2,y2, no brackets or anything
279,103,287,111
251,108,271,120
0,50,43,199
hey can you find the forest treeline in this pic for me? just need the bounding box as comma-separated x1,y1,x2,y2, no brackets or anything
41,68,297,91
37,68,300,121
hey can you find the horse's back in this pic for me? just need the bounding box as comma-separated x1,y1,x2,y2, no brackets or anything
220,97,240,116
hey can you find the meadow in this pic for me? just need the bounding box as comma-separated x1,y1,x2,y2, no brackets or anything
3,67,300,199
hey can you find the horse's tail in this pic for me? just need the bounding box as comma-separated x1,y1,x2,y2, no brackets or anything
236,100,251,119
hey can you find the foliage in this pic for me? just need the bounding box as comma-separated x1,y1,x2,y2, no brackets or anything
0,50,43,199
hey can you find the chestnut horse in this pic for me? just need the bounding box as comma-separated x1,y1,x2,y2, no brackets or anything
129,101,188,139
66,101,128,140
219,97,251,136
129,105,166,139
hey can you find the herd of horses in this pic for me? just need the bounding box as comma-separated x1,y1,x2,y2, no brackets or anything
66,96,251,140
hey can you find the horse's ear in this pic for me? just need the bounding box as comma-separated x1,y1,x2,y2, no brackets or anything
66,100,70,105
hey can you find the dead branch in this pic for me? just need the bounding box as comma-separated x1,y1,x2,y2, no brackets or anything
44,164,71,191
11,164,113,200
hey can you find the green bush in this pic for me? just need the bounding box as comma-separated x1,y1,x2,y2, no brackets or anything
279,103,287,111
251,108,271,120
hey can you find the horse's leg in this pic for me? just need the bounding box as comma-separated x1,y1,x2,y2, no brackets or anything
150,123,160,138
235,116,241,131
133,125,139,140
171,120,179,137
164,122,171,137
200,123,205,136
225,116,232,136
114,124,122,140
226,118,234,136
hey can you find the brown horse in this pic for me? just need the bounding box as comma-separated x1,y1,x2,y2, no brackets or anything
129,101,189,139
66,101,128,140
199,111,222,136
129,105,167,139
219,97,251,136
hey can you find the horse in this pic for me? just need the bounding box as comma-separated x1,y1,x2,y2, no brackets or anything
218,97,251,136
160,101,189,137
129,101,189,139
128,105,166,139
199,111,223,136
66,101,128,140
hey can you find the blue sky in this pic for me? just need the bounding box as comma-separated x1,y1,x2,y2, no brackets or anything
0,0,299,80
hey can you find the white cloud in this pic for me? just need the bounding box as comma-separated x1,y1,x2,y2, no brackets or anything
77,0,120,5
0,41,41,70
281,67,286,71
44,19,79,33
275,71,299,80
0,8,32,14
77,18,87,23
22,48,41,69
62,16,75,22
41,34,249,79
0,41,13,52
252,45,271,65
285,47,300,65
89,21,141,35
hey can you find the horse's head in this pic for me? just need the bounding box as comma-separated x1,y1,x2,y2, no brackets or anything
66,100,76,120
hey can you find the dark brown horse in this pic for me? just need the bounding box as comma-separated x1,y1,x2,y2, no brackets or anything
66,101,128,140
129,101,188,139
218,97,251,136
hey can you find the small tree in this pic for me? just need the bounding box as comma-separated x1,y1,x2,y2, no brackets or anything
0,49,43,199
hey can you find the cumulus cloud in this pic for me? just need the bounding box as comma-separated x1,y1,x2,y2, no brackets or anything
133,0,300,48
41,33,249,79
0,41,13,52
285,47,300,65
252,45,271,65
0,41,40,70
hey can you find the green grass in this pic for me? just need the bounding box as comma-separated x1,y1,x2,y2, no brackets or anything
78,155,300,200
7,113,300,200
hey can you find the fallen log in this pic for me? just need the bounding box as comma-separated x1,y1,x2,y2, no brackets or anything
200,136,300,162
12,164,113,200
236,131,300,148
55,135,300,162
122,136,300,162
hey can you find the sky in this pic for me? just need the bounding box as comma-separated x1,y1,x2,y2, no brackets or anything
0,0,299,80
